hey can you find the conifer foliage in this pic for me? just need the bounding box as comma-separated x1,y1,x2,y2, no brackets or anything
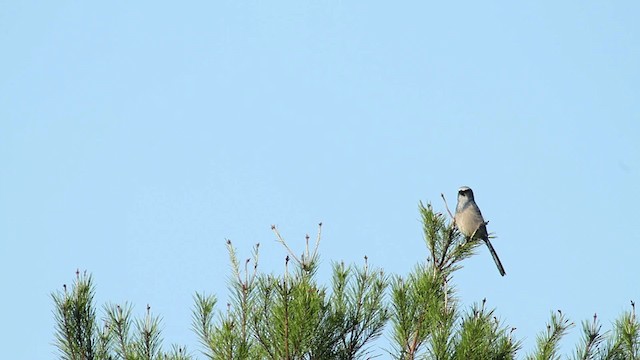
52,202,640,359
192,225,389,359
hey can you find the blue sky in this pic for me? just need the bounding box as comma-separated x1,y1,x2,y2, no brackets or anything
1,1,639,358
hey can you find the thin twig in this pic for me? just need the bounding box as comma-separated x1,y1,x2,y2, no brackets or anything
271,225,302,265
249,243,260,284
226,239,243,284
312,222,322,259
440,193,454,220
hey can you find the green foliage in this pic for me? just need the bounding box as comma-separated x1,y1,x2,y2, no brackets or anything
593,302,640,360
53,200,640,360
528,310,574,360
191,224,389,359
52,270,191,360
388,203,519,360
329,260,389,358
453,300,518,360
526,305,640,360
389,263,449,358
52,270,105,360
192,240,261,359
572,314,605,360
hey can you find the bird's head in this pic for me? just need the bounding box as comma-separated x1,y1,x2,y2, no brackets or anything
457,186,475,204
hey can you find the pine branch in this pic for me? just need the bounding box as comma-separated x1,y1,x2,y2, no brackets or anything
133,304,163,359
104,302,135,359
52,270,98,360
572,313,605,360
191,292,217,357
528,310,574,360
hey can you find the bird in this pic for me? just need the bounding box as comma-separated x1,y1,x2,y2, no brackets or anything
454,186,506,276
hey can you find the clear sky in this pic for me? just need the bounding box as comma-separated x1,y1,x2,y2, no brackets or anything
1,1,639,358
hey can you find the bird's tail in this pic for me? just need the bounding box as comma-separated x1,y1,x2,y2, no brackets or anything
484,239,506,276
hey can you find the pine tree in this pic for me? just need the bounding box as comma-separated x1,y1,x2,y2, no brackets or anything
52,270,192,359
52,201,640,359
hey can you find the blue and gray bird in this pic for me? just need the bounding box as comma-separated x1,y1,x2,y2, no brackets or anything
454,186,506,276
